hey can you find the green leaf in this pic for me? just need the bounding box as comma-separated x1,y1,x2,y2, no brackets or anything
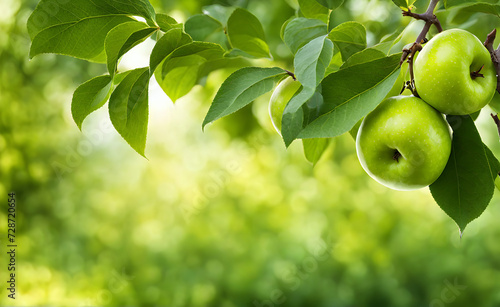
157,56,205,102
72,75,113,130
185,14,227,47
280,35,333,144
156,13,182,32
391,0,405,7
299,53,401,139
372,29,404,55
282,106,305,147
470,110,481,121
196,57,251,83
444,0,497,9
328,21,367,62
303,138,330,165
340,48,386,69
155,42,225,102
113,71,133,85
150,29,193,74
109,67,150,157
30,16,134,62
452,3,500,17
28,0,156,61
325,52,343,76
282,85,324,146
28,0,156,38
391,0,407,8
391,0,417,8
298,0,330,23
105,22,157,76
203,67,287,128
430,115,495,233
294,35,334,90
315,0,345,10
283,18,328,54
302,85,325,126
202,4,237,27
226,8,271,58
484,144,500,181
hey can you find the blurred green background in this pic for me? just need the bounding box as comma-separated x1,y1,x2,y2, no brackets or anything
1,0,500,306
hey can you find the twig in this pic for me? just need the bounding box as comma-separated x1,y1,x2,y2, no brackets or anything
285,70,296,81
399,0,443,96
484,29,500,93
491,113,500,139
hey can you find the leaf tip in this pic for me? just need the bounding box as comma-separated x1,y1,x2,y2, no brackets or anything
283,135,295,148
28,47,36,60
202,118,211,131
458,225,466,239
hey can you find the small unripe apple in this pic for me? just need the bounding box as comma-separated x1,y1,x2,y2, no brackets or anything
356,95,452,190
414,29,496,115
269,77,301,133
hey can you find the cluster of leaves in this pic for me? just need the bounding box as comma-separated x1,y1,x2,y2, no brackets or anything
27,0,500,232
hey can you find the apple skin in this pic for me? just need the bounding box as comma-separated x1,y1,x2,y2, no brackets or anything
356,95,452,190
269,77,301,133
414,29,496,115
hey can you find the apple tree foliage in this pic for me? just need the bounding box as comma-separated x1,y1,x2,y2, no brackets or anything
27,0,500,233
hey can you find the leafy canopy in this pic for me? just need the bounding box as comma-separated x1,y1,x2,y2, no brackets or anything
27,0,500,233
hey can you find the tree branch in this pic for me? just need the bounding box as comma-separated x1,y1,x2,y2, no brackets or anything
402,0,442,41
285,70,296,81
399,0,443,96
484,29,500,93
491,113,500,139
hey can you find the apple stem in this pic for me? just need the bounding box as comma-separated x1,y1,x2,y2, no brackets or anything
484,29,500,93
285,70,296,81
491,113,500,138
393,150,402,163
400,0,443,96
471,65,485,79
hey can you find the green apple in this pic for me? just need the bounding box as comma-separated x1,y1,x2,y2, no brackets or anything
495,174,500,192
269,76,301,133
356,95,452,190
414,29,496,115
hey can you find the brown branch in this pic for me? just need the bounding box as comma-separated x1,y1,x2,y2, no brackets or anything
285,70,296,81
402,0,442,44
491,113,500,139
400,0,443,96
484,29,500,93
407,43,422,97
